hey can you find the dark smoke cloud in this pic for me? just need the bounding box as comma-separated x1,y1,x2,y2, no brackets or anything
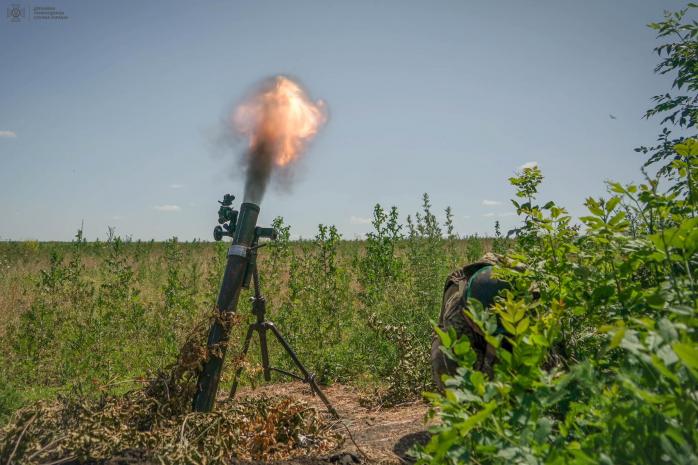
242,143,274,204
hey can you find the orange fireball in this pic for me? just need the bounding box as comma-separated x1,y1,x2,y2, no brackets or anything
233,76,326,167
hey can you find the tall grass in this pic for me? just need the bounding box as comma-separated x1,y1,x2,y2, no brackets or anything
0,195,494,420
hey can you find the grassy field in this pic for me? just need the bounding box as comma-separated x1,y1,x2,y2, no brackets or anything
0,196,498,420
1,6,697,464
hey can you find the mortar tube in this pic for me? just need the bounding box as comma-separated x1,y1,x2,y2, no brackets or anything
192,202,260,412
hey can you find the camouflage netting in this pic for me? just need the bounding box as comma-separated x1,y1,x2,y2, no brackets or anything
0,317,341,465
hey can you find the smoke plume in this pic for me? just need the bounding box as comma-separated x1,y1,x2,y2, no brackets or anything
242,143,274,206
232,76,326,204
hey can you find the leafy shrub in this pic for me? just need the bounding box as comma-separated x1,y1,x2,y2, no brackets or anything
420,154,698,463
418,9,698,462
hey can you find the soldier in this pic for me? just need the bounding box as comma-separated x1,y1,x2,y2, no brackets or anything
431,253,516,391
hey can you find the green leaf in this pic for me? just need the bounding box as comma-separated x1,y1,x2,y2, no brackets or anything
533,417,553,443
531,334,548,347
455,401,496,436
674,138,698,156
673,342,698,372
605,196,621,213
592,285,615,302
609,327,626,349
646,292,665,309
609,182,625,194
586,198,604,216
501,319,517,335
620,376,663,404
608,211,627,226
453,338,471,356
434,326,451,348
515,317,530,335
657,318,678,342
470,371,485,396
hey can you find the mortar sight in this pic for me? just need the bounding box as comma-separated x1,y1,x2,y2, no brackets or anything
220,193,235,206
213,194,238,241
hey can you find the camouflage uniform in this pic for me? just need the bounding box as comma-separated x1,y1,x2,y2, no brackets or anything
431,253,513,391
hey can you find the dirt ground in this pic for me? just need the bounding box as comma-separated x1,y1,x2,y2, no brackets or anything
237,382,433,465
73,382,432,465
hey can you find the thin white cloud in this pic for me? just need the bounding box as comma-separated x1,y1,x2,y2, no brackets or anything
111,215,124,221
170,183,184,189
0,130,17,138
482,200,502,206
350,216,371,225
519,161,538,170
498,212,517,217
483,212,496,217
463,215,471,219
154,205,181,212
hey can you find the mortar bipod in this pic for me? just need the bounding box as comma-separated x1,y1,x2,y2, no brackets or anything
228,258,339,418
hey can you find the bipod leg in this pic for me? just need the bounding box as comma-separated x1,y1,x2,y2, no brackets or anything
251,265,272,382
229,324,255,399
267,322,339,418
259,323,272,382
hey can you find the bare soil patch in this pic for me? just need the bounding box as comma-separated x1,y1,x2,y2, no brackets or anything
237,382,433,464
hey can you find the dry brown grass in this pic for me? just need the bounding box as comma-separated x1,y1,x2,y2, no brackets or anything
0,317,340,465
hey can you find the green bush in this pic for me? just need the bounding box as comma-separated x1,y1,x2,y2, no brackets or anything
418,8,698,463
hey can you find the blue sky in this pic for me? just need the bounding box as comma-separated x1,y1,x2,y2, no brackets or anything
0,0,690,240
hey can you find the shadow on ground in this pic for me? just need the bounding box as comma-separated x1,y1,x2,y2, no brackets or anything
393,431,431,463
